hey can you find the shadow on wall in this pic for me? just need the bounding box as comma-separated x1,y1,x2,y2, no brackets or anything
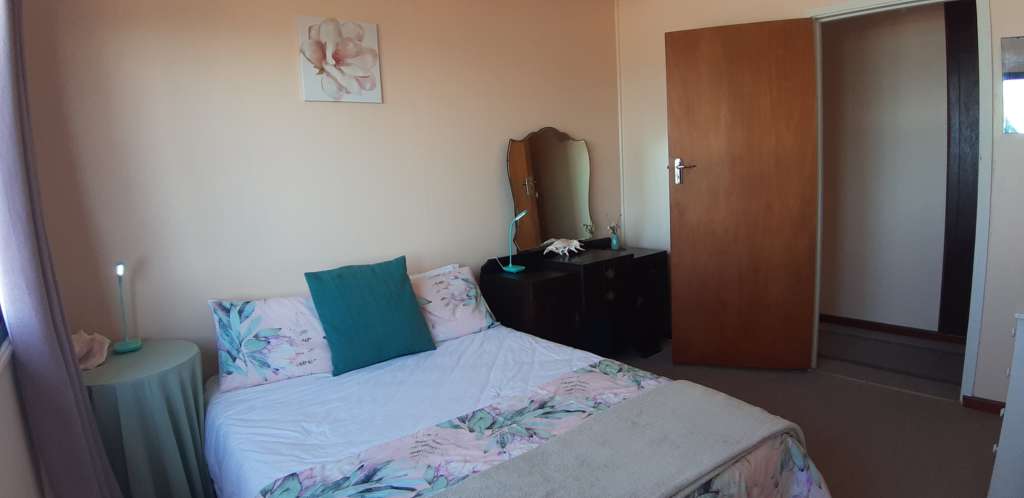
22,3,114,344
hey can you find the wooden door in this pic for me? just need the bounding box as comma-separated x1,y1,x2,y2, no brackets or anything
507,140,542,249
667,19,817,369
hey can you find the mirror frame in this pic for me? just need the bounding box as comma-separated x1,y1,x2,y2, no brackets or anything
506,127,594,251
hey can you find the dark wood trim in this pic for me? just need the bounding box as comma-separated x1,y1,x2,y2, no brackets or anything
962,395,1005,414
820,314,966,345
938,0,979,337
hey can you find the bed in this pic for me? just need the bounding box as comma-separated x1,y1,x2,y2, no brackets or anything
206,326,830,498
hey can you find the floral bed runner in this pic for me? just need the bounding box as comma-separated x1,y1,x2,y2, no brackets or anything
682,432,828,498
257,359,827,498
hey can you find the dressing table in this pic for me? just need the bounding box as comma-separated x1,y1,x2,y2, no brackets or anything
480,127,668,357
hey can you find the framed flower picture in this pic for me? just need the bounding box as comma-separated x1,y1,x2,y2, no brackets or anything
297,17,382,103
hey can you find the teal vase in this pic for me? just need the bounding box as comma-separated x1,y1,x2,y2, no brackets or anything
610,233,620,250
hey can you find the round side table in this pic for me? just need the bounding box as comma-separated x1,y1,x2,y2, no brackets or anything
83,340,213,498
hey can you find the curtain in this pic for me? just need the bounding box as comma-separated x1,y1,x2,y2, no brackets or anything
0,1,123,497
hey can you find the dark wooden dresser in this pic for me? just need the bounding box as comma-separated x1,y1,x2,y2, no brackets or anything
480,241,669,357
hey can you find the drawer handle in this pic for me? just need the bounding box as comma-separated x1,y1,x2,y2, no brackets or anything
605,290,616,302
605,268,616,279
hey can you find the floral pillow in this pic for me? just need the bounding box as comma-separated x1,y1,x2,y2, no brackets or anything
210,296,332,392
410,264,458,280
410,265,497,342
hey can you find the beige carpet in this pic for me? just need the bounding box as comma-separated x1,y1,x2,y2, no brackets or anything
613,347,1002,498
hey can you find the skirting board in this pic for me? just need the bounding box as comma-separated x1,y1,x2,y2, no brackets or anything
819,314,966,345
962,395,1005,415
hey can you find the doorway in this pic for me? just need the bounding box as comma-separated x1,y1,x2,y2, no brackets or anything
660,0,994,403
816,1,979,394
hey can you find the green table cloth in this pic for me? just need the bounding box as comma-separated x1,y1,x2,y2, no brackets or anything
83,340,213,498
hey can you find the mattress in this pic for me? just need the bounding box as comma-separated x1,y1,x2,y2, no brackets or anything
205,326,827,498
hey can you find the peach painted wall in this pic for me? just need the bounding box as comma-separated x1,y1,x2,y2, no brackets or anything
20,0,620,371
20,0,1021,401
617,0,1022,401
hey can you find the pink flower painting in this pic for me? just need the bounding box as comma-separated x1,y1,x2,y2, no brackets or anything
298,17,381,103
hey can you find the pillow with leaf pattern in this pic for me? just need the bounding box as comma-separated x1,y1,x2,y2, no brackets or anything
209,296,332,392
410,265,497,342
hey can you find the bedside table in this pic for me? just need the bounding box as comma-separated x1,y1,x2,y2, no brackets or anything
83,340,213,498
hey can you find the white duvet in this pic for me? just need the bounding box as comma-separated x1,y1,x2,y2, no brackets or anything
204,326,601,498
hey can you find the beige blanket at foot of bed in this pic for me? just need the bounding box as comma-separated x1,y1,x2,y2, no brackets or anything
437,380,803,498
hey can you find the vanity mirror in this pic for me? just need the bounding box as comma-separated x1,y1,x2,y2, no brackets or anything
506,127,593,250
1003,36,1024,134
485,127,669,358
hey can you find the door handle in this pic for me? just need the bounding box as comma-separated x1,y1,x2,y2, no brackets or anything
667,158,698,184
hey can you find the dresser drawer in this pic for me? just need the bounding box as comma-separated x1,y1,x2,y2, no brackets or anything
543,252,632,356
480,270,581,347
580,257,632,355
630,250,669,355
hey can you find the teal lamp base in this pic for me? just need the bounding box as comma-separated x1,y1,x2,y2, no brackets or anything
502,264,526,274
113,338,143,354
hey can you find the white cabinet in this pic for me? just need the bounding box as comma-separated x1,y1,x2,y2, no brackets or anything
989,313,1024,498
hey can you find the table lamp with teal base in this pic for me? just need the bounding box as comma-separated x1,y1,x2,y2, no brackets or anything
501,210,529,273
112,261,142,354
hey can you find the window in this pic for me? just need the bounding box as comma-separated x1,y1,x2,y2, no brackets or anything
0,303,7,345
1004,77,1024,134
1001,36,1024,134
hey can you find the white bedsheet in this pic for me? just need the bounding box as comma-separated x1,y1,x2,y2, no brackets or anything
204,326,601,498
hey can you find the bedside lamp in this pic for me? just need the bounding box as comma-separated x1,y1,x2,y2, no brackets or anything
112,261,142,354
501,210,529,274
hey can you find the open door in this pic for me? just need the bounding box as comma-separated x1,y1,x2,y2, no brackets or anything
667,19,818,369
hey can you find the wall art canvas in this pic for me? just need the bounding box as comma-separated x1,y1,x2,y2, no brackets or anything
298,17,382,103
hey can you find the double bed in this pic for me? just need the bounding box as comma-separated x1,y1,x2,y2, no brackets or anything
206,326,830,498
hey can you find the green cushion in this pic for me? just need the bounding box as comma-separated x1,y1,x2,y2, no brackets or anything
305,256,436,376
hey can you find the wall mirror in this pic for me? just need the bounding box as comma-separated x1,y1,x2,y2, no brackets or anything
1003,36,1024,134
507,127,593,250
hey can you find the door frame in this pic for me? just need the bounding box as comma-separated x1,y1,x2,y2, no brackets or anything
810,0,993,399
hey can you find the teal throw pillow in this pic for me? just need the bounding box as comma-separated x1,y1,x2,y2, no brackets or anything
305,256,436,375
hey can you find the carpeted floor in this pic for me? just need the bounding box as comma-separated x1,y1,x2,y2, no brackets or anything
613,346,1002,498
